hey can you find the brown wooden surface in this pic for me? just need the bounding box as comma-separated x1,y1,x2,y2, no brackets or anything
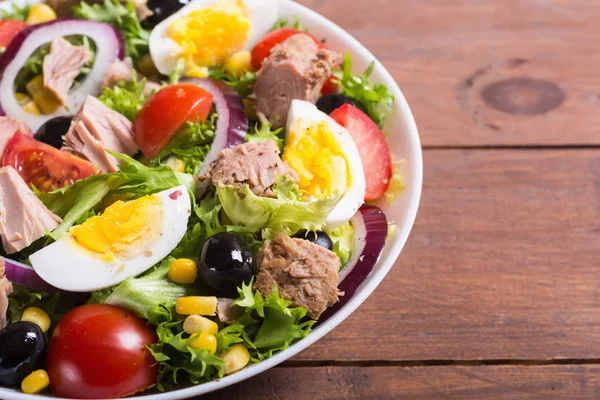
200,0,600,398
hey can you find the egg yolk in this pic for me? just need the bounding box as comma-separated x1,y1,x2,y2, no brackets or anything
70,195,164,261
283,121,351,198
168,0,252,74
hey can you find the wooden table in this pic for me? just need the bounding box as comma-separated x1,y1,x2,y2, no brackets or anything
200,1,600,398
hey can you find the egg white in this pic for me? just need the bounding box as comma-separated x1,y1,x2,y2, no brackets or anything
30,186,191,292
285,100,366,228
149,0,279,75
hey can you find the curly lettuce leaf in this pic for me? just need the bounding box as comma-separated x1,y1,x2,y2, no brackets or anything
98,74,152,121
270,17,308,32
332,52,394,128
217,179,341,238
244,122,284,151
208,67,256,98
0,2,30,21
74,0,150,63
326,221,354,267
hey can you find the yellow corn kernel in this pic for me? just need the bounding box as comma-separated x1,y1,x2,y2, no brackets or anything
16,93,42,116
15,93,31,106
221,344,250,375
189,332,217,354
183,315,219,335
225,50,253,75
26,76,61,114
26,4,57,25
21,307,50,333
187,66,209,79
168,259,197,284
176,296,217,316
21,369,49,394
174,159,185,173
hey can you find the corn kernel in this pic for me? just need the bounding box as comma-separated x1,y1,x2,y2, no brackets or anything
225,50,253,75
26,4,57,25
168,259,198,284
187,66,209,79
221,344,250,375
174,159,185,173
21,307,50,333
176,296,217,316
189,332,217,354
26,76,61,114
22,100,42,116
21,370,49,394
184,315,219,335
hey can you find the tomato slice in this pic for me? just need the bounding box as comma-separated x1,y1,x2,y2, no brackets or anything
47,304,158,399
250,28,325,70
2,132,98,192
135,84,213,158
0,20,27,48
330,104,392,201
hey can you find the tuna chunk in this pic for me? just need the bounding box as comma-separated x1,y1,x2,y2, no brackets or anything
62,96,139,173
202,141,298,197
102,59,161,97
0,116,33,156
0,259,13,329
255,233,342,320
253,34,340,128
43,37,93,106
0,167,62,255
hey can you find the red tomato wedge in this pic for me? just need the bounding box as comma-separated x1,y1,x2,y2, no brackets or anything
2,132,98,192
135,84,213,158
250,28,325,70
330,104,392,201
0,20,27,48
47,304,158,399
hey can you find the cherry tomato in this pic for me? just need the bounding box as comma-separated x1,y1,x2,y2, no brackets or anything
2,132,98,192
47,304,158,399
250,28,324,70
321,75,339,95
330,104,392,201
0,20,27,48
135,84,213,158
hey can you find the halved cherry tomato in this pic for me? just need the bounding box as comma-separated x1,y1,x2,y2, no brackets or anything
321,75,339,95
135,84,213,158
250,28,325,70
47,304,158,399
2,132,98,192
0,20,27,48
330,104,392,201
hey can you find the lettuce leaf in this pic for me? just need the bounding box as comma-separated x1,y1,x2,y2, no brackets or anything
98,74,152,121
326,221,354,267
217,179,341,239
244,122,284,151
332,52,394,128
0,2,30,21
208,67,256,98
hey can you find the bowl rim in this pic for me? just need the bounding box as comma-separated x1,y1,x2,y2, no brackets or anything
0,0,423,399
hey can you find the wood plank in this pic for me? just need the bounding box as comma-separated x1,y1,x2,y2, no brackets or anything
293,149,600,361
197,365,600,399
295,0,600,146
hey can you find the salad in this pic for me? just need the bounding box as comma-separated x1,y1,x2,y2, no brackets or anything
0,0,404,398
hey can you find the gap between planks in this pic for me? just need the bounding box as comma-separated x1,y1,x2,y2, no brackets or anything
281,359,600,368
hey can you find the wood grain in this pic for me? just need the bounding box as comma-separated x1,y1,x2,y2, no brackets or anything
199,365,600,399
294,0,600,146
293,149,600,361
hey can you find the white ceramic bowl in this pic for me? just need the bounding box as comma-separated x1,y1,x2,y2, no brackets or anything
0,0,422,398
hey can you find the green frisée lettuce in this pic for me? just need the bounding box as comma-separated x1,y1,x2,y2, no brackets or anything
244,121,284,151
327,222,354,267
90,257,195,320
332,52,394,128
208,67,256,98
36,153,181,239
74,0,150,64
98,75,152,121
0,2,30,21
217,178,341,239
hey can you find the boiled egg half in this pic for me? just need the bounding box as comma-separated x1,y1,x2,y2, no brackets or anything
284,100,366,228
30,186,191,292
150,0,278,76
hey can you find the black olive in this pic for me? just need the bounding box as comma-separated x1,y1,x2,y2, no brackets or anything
0,322,46,387
293,230,334,251
145,0,190,28
35,116,73,149
316,94,367,115
198,232,254,297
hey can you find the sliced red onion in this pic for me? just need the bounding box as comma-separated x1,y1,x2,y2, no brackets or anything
2,256,60,294
182,78,248,177
319,206,388,323
0,18,125,132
